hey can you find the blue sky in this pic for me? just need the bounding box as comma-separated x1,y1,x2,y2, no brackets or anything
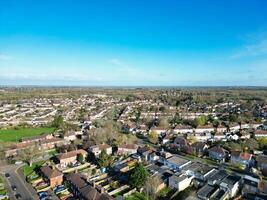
0,0,267,86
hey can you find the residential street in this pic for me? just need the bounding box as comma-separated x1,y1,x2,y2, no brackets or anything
0,164,38,200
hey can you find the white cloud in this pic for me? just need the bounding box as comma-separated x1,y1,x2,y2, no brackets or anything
108,58,138,74
0,72,103,82
231,29,267,58
0,54,13,60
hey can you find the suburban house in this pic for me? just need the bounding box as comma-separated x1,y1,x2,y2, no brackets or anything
191,142,208,157
66,173,113,200
168,174,194,192
64,131,77,141
161,133,172,144
220,175,241,198
40,165,63,188
5,137,64,157
66,173,87,197
255,130,267,137
216,124,227,133
136,125,148,135
257,155,267,175
149,126,168,135
117,144,138,155
242,175,260,195
174,137,188,149
173,125,193,134
183,162,216,182
197,184,219,200
195,125,214,134
231,151,253,167
229,124,240,132
137,146,153,161
148,151,160,162
20,133,54,143
55,149,88,168
208,146,227,162
207,170,228,186
163,155,191,171
213,132,226,141
40,138,64,150
89,143,112,157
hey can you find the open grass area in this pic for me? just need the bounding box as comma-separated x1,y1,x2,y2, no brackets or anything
23,160,46,177
0,127,55,142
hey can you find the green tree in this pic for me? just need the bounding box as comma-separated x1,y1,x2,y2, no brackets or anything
195,116,207,126
229,114,238,123
148,130,158,144
51,115,64,128
130,163,148,189
244,138,259,151
227,142,243,151
258,138,267,150
97,150,112,168
77,153,85,163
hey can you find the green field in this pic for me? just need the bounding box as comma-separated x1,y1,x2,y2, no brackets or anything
0,127,55,142
23,160,45,177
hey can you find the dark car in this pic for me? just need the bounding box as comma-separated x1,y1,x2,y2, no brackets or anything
15,193,22,199
12,185,17,191
5,173,10,178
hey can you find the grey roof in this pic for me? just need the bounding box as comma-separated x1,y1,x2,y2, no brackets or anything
221,175,241,187
183,162,213,175
166,155,190,166
169,174,188,183
197,184,218,198
212,188,229,200
208,170,228,183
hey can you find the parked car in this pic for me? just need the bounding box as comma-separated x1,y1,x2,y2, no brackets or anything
54,185,65,193
15,193,22,199
11,185,17,191
5,173,10,178
38,191,48,197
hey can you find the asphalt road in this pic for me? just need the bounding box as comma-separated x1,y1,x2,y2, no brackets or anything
0,164,38,200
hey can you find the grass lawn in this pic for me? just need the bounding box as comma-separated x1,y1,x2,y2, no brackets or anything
124,192,148,200
23,160,46,177
0,189,7,195
0,127,55,142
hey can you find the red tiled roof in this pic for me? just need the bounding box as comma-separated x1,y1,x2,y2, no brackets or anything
255,130,267,135
118,144,138,150
40,166,62,179
56,149,87,160
240,152,252,160
66,173,87,189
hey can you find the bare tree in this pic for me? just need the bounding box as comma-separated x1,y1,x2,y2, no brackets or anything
17,144,42,167
143,176,161,200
